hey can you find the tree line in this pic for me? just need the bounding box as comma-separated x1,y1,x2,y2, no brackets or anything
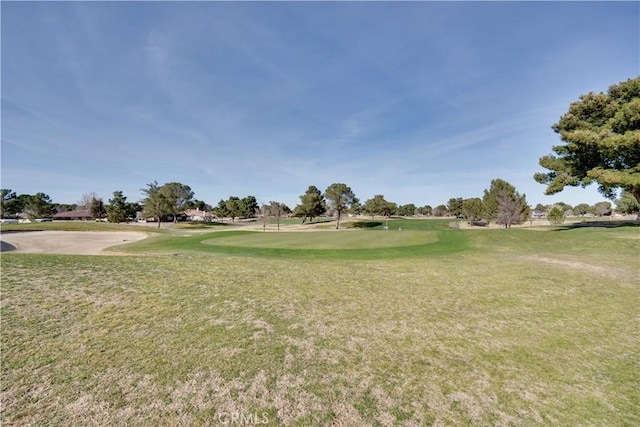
4,178,637,229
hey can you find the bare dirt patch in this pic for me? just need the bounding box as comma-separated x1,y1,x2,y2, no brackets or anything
0,231,147,255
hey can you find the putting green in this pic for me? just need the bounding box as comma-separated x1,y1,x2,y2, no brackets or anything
202,230,437,249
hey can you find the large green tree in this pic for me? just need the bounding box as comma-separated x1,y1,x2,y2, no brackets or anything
362,194,395,219
240,196,259,218
141,181,170,228
483,179,529,227
461,198,483,222
213,199,230,221
447,197,464,218
106,191,137,223
535,77,640,206
23,193,56,220
293,185,326,224
1,189,17,218
160,182,194,223
397,203,417,217
324,183,356,229
89,197,106,220
225,196,242,222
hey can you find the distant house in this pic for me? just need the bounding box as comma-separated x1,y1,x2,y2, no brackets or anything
183,209,213,222
53,210,93,221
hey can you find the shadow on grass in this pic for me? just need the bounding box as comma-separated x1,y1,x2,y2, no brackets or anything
553,219,640,231
348,221,384,229
175,221,233,229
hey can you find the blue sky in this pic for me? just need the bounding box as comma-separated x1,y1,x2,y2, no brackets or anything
2,1,639,209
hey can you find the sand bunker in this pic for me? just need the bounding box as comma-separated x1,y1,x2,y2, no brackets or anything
0,231,147,255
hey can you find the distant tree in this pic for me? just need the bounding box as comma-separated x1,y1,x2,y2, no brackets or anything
461,198,483,222
573,203,594,216
1,189,17,218
78,192,100,210
293,185,326,224
213,199,230,222
594,201,612,217
324,183,357,229
495,188,529,228
447,197,464,217
363,195,395,219
240,196,259,218
534,203,547,213
225,196,242,222
106,191,137,223
535,77,640,207
160,182,194,223
258,204,270,231
349,197,364,216
432,204,448,217
23,193,56,220
616,190,640,215
547,206,566,224
417,205,433,216
554,202,573,212
141,181,170,228
55,203,77,213
483,179,529,226
89,197,106,220
397,203,417,217
267,201,285,231
185,199,211,212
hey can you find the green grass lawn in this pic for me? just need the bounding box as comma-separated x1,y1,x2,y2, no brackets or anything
2,220,639,425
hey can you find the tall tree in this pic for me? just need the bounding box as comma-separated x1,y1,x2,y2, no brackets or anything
213,199,230,222
432,205,448,217
397,203,417,217
141,181,170,228
106,191,137,223
1,189,17,218
461,198,483,222
535,77,640,208
89,197,106,220
293,185,326,224
363,194,395,219
495,188,529,228
160,182,194,223
447,197,464,217
324,183,356,229
225,196,242,222
23,193,56,220
240,196,259,218
483,179,529,226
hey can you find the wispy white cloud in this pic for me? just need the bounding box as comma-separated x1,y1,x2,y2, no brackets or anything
2,1,638,207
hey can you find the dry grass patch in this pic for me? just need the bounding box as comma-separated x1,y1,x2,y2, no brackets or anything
2,224,639,426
